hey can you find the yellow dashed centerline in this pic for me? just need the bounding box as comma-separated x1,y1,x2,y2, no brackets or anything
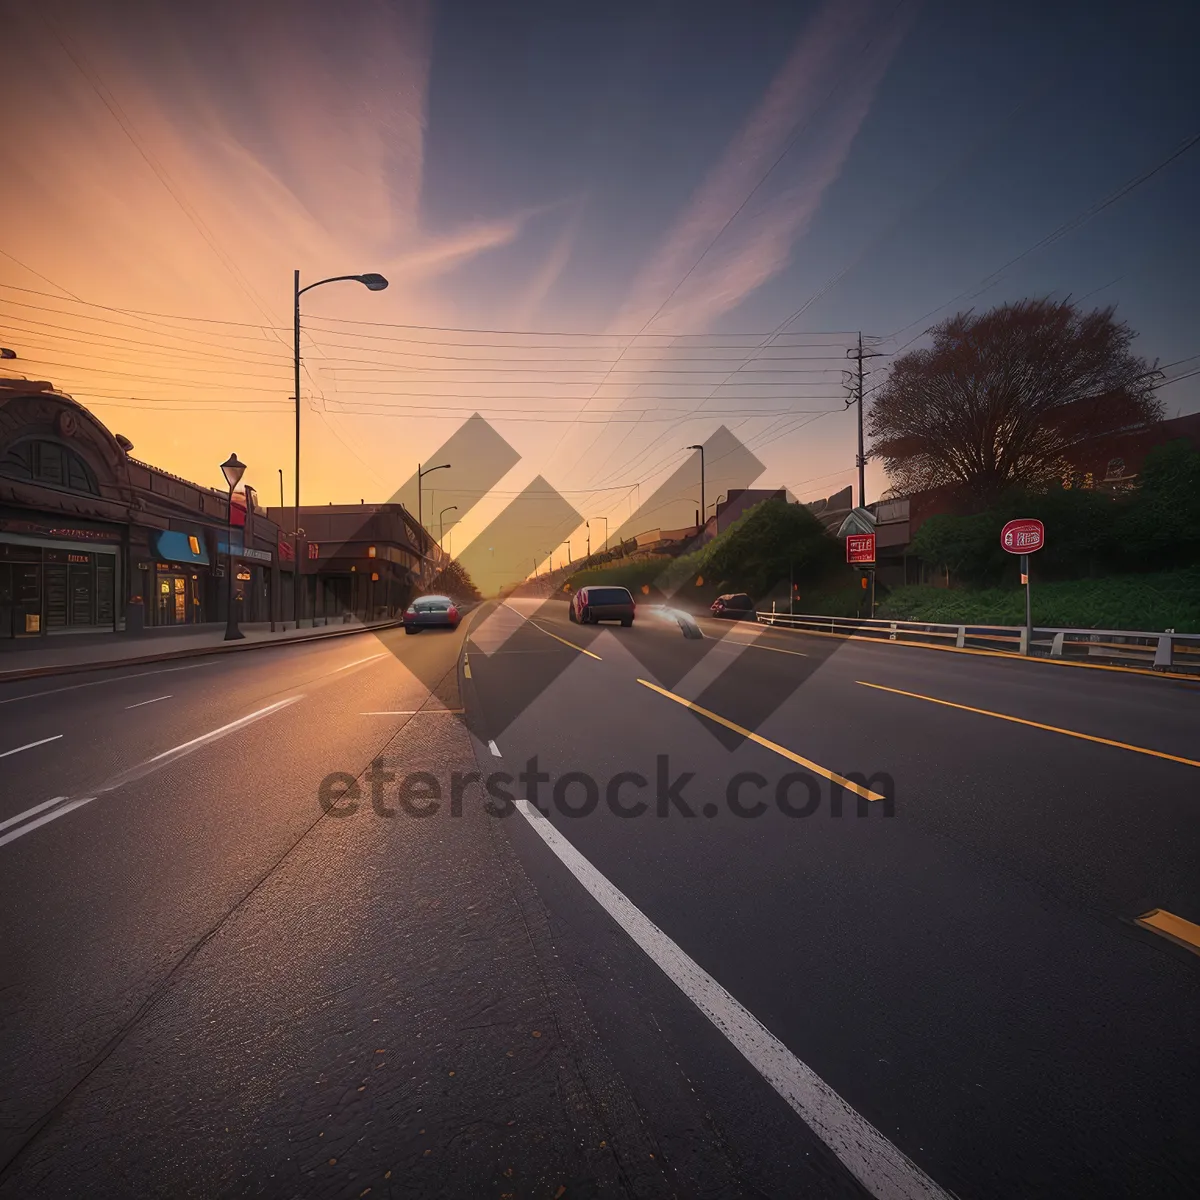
529,621,602,660
857,680,1200,768
1135,909,1200,956
637,678,884,801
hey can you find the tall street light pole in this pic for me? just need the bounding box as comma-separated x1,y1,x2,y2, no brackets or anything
294,269,388,627
686,445,705,538
439,505,457,552
221,453,247,641
590,516,608,555
418,461,451,582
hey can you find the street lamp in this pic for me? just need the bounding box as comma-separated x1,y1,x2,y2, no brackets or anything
589,516,608,554
221,452,247,641
439,505,457,551
293,269,388,627
686,445,705,538
417,462,451,583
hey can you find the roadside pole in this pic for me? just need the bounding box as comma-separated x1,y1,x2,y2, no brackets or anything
1021,554,1032,655
1001,519,1045,656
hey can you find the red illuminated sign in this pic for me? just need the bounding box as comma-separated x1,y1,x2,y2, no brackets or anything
846,533,876,564
1000,519,1045,554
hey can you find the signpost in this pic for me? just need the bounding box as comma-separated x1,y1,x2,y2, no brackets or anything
845,533,876,618
1000,519,1046,655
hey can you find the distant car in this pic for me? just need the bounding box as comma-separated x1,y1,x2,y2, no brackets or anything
711,593,755,619
404,594,460,633
570,585,635,626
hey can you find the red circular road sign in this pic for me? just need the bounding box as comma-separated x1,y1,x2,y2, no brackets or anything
1000,518,1045,554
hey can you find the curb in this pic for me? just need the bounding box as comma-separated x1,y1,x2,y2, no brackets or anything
0,620,401,684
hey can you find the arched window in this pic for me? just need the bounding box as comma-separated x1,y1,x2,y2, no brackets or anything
0,438,100,494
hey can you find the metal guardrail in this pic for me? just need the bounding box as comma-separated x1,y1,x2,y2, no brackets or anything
755,611,1200,674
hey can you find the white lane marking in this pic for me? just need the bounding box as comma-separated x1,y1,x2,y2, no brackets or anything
139,697,304,769
0,795,72,834
488,739,502,757
0,798,95,849
124,694,172,710
0,661,217,706
360,710,465,715
330,652,388,673
0,734,63,759
512,802,952,1200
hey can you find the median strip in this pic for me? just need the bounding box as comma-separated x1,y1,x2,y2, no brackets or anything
1135,908,1200,956
856,680,1200,768
636,679,885,801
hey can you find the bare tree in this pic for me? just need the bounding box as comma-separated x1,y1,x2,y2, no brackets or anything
867,299,1162,499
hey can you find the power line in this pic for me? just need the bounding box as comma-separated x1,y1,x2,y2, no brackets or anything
880,128,1200,350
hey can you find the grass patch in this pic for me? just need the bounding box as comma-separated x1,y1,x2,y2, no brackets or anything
877,567,1200,633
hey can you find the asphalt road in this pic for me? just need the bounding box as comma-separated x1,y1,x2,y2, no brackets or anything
1,601,1197,1198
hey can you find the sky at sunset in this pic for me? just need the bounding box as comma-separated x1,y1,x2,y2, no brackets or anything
2,0,1198,578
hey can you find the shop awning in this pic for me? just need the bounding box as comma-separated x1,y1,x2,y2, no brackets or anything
154,530,210,565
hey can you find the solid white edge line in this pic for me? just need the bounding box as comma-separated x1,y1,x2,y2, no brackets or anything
143,696,304,765
0,797,95,848
0,795,71,834
0,734,63,758
360,710,464,715
512,800,953,1200
488,739,502,757
124,694,172,710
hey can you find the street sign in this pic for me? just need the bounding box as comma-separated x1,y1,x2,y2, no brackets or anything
1000,518,1045,554
846,533,876,564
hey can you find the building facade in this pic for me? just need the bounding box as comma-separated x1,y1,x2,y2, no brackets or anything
265,503,440,624
0,379,281,640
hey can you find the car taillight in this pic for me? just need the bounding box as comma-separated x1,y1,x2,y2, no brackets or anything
405,605,416,615
448,606,458,619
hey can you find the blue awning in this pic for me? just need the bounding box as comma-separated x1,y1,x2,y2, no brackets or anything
154,530,209,565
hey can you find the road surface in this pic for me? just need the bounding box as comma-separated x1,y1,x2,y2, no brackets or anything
1,599,1197,1198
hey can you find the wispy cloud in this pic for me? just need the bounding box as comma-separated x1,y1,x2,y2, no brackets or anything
510,200,587,327
613,0,913,333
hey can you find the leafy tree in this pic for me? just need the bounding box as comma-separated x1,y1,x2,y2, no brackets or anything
427,558,482,601
868,299,1161,500
694,499,837,597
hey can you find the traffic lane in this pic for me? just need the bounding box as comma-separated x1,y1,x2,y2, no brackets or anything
0,630,466,1171
694,614,1200,759
469,640,1200,1199
566,614,1200,924
0,626,454,823
516,605,1200,919
1,703,691,1199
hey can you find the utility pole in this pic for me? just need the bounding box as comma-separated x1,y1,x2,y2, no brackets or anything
845,333,885,508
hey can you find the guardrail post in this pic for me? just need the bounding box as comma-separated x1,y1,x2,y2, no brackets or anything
1019,628,1028,655
1050,632,1065,658
889,622,897,641
1153,635,1173,670
955,626,966,648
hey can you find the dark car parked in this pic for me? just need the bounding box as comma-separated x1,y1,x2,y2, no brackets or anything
570,585,635,626
403,594,460,633
711,592,755,619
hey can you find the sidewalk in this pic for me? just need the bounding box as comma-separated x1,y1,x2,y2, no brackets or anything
0,617,399,682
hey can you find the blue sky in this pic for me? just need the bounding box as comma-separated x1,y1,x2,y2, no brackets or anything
1,0,1197,565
